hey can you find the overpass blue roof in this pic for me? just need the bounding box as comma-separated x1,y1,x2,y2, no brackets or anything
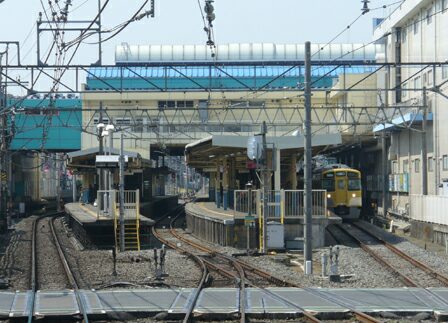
9,98,82,151
86,65,376,91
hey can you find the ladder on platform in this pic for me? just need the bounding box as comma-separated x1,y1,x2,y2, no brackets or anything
115,221,141,251
114,190,141,251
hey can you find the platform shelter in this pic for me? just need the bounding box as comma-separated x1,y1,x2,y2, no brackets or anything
185,134,343,249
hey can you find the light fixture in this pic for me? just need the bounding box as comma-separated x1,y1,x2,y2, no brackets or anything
352,193,356,198
327,194,331,198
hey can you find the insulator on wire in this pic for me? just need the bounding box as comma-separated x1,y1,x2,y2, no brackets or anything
361,0,370,14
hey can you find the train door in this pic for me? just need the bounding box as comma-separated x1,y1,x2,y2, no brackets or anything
334,171,347,206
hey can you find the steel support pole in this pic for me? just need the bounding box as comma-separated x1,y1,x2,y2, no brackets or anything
382,129,388,216
119,133,125,252
72,174,77,203
261,121,268,254
304,41,313,275
422,88,428,195
98,101,104,195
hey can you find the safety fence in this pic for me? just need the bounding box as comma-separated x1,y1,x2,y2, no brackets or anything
233,189,327,222
96,189,140,220
409,194,448,226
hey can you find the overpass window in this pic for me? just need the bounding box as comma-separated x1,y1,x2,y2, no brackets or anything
426,8,432,24
413,19,419,34
443,0,448,11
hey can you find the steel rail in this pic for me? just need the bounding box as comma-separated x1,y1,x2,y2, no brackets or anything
163,208,380,323
336,224,418,287
49,216,89,323
352,222,448,287
151,209,209,323
28,212,65,323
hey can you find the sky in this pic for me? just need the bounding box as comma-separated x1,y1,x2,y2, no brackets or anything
0,0,401,94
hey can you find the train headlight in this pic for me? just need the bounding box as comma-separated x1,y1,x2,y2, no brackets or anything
327,194,331,198
352,193,356,198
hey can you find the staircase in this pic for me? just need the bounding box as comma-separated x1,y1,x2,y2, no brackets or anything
113,189,141,251
115,221,141,251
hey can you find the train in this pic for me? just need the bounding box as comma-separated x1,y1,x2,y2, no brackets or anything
313,164,362,220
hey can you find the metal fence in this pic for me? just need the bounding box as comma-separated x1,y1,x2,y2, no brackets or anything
96,189,140,220
234,190,259,214
284,190,327,217
409,194,448,226
233,189,327,221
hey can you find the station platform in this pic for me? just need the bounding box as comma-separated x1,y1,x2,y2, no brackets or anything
2,287,448,320
65,202,155,249
185,201,341,249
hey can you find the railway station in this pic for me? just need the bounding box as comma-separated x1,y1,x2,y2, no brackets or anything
1,0,448,322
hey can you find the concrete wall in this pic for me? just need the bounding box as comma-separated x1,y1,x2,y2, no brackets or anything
375,0,448,217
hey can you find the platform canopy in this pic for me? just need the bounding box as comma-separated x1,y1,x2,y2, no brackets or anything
67,147,151,173
185,134,342,171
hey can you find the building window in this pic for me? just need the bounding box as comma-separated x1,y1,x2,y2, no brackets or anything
426,8,432,24
414,19,419,34
443,0,448,11
403,159,409,173
443,66,448,79
428,157,434,172
93,118,109,125
392,161,398,174
401,27,407,43
115,118,131,127
443,155,448,170
427,69,433,86
415,159,420,173
414,76,421,89
402,82,407,99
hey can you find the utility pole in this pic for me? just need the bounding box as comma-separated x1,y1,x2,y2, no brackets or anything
261,121,268,254
422,87,428,195
98,102,104,192
303,41,313,275
381,129,388,216
119,133,125,252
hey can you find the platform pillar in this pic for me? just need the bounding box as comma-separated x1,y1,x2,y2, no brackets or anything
215,165,221,208
209,173,216,202
223,159,229,210
289,155,297,189
274,149,281,217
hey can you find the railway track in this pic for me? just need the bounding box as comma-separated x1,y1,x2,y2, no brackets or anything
336,222,448,288
28,213,89,323
153,207,383,323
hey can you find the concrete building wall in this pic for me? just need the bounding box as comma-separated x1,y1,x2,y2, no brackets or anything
374,0,448,215
81,90,335,155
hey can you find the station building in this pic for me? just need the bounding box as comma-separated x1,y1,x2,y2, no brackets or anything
372,0,448,243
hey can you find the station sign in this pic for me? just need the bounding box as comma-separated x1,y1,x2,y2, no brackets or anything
244,215,255,227
95,155,128,168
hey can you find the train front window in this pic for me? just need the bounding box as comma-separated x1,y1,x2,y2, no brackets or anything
348,179,361,190
322,179,334,191
337,179,345,189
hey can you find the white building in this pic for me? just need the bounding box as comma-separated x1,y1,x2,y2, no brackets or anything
373,0,448,235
